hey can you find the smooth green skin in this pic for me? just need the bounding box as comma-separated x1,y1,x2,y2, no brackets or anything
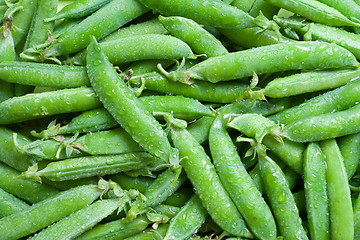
21,152,159,181
319,139,354,240
338,132,360,179
220,27,292,49
303,143,330,240
282,103,360,142
264,0,360,27
269,78,360,125
0,184,102,240
66,34,195,65
259,68,360,98
52,17,83,38
164,195,208,240
0,61,89,88
76,216,151,240
158,16,228,58
209,114,277,240
45,0,112,21
102,17,168,43
0,87,101,124
124,59,172,75
166,41,359,83
138,0,255,29
86,37,172,163
0,126,37,171
45,0,149,57
129,72,249,104
258,154,308,240
29,199,119,240
170,126,253,238
316,0,360,22
230,0,255,12
228,113,305,174
0,188,30,218
355,194,360,240
125,223,168,240
126,168,187,220
248,0,279,18
275,16,360,60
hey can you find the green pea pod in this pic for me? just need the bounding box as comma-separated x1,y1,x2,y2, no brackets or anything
52,17,83,39
164,41,358,83
0,184,103,239
249,0,279,18
319,139,354,239
258,153,308,240
0,188,30,218
338,132,360,179
355,194,360,239
316,0,360,22
303,143,330,240
125,223,169,240
86,36,174,164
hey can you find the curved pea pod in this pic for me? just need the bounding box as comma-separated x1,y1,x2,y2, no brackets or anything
282,103,360,142
0,87,101,125
303,143,330,240
164,195,208,240
65,34,195,65
258,153,308,240
316,0,360,22
0,188,30,218
45,0,112,22
269,78,360,125
0,61,90,88
355,194,360,240
248,0,280,19
264,0,360,27
125,223,169,240
164,41,359,83
158,16,228,58
0,184,102,240
319,139,354,240
86,37,174,165
337,132,360,179
254,67,360,98
44,0,149,58
18,152,162,182
209,114,277,239
275,16,360,60
169,123,253,238
138,0,255,29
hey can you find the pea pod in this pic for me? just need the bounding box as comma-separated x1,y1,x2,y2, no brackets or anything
0,188,30,218
338,132,360,179
316,0,360,22
355,193,360,239
164,41,358,83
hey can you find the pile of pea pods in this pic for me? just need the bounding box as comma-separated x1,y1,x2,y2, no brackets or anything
1,0,360,239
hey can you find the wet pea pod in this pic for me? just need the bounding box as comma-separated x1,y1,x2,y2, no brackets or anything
0,187,30,218
269,78,360,125
209,114,277,239
45,0,112,22
43,0,149,59
125,223,169,240
0,184,103,240
275,16,360,60
319,139,354,240
86,37,175,166
281,103,360,142
248,0,280,19
303,143,330,240
316,0,360,23
18,152,163,182
355,193,360,239
138,0,255,29
0,87,101,125
162,41,359,84
338,132,360,179
264,0,360,27
158,16,228,58
65,34,195,66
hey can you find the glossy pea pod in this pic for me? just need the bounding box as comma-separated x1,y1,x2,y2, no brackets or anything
316,0,360,22
275,16,360,60
264,0,360,27
163,195,208,240
52,17,83,39
248,0,279,19
209,114,277,240
0,188,30,218
0,61,90,88
45,0,112,22
125,223,169,240
355,193,360,240
65,34,195,66
158,16,228,58
337,132,360,179
303,143,330,240
269,78,360,125
138,0,255,29
169,123,253,238
282,103,360,142
44,0,149,58
19,152,162,182
0,184,102,240
258,152,308,240
164,41,359,83
0,87,101,125
86,37,174,165
319,139,354,240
